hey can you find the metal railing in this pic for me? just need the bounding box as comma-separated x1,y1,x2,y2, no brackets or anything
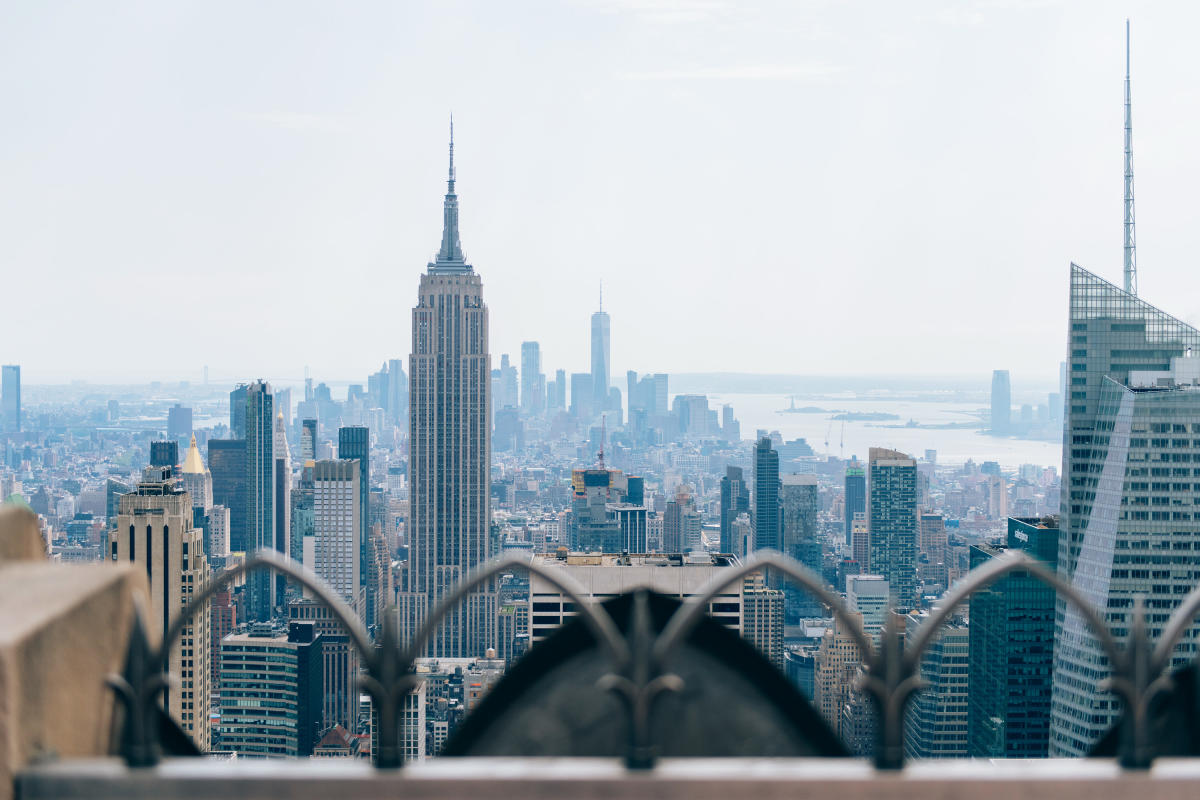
107,548,1200,772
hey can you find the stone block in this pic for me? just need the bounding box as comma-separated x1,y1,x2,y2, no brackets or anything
0,506,45,562
0,561,148,800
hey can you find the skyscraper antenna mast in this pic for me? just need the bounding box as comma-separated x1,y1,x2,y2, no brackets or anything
1124,19,1138,296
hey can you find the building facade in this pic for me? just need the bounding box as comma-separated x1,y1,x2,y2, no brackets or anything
868,447,918,611
844,460,865,546
245,381,276,621
111,466,210,749
753,437,780,552
1051,264,1200,756
399,129,497,658
218,622,323,757
969,516,1058,758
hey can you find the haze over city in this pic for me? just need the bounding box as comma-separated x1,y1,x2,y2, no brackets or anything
6,1,1200,383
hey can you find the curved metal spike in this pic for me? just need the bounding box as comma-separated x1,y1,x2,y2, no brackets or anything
107,603,165,768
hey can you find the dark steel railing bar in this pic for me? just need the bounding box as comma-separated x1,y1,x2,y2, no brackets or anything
400,553,630,668
160,550,373,669
904,550,1124,673
652,550,875,668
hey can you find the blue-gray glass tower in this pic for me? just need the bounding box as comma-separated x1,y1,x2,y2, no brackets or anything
398,126,496,658
781,474,820,620
719,466,749,554
969,516,1058,757
844,460,865,546
991,370,1011,434
753,438,780,552
208,439,246,552
244,380,276,621
868,447,918,611
1050,264,1200,755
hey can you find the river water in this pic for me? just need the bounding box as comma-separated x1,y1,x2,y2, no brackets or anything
712,393,1062,470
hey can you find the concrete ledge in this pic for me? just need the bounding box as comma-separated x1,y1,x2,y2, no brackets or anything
0,563,147,800
0,507,45,562
15,757,1200,800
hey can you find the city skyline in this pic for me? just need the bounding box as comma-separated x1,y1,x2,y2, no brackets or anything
6,3,1200,383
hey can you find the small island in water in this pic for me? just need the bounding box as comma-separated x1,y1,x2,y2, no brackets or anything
777,397,829,414
831,411,901,422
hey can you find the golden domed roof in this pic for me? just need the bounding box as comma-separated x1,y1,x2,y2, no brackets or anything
182,434,207,474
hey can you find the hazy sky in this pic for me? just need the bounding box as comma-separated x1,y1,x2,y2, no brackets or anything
4,1,1200,387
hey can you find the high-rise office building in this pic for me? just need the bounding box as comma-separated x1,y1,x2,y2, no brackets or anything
288,599,358,734
496,353,519,410
1,365,20,434
520,341,544,416
753,437,780,552
591,296,610,408
813,610,864,740
245,380,276,621
181,434,213,512
167,404,193,439
300,418,317,462
399,127,496,658
868,447,918,611
969,516,1058,758
918,512,947,567
338,426,371,625
218,621,324,757
569,372,593,420
274,412,292,607
111,465,210,749
306,458,362,630
991,370,1011,434
551,368,566,411
1050,265,1200,755
230,384,248,439
387,358,408,426
208,439,246,553
904,616,968,759
846,574,889,635
844,459,866,545
719,466,749,555
149,440,179,474
780,474,820,620
275,388,292,429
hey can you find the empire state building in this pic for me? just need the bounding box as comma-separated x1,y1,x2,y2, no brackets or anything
399,124,496,657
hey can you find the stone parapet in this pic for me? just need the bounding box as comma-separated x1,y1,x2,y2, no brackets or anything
1,507,148,800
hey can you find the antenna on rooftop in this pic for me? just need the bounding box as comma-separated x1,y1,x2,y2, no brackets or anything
1124,19,1138,296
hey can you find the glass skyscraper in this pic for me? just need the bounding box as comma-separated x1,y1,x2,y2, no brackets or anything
244,380,276,621
867,447,918,611
969,516,1059,758
844,459,865,546
753,437,780,552
719,465,749,555
991,369,1011,434
1050,264,1200,756
591,307,610,410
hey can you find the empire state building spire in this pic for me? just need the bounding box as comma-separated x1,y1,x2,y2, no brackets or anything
432,116,469,272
